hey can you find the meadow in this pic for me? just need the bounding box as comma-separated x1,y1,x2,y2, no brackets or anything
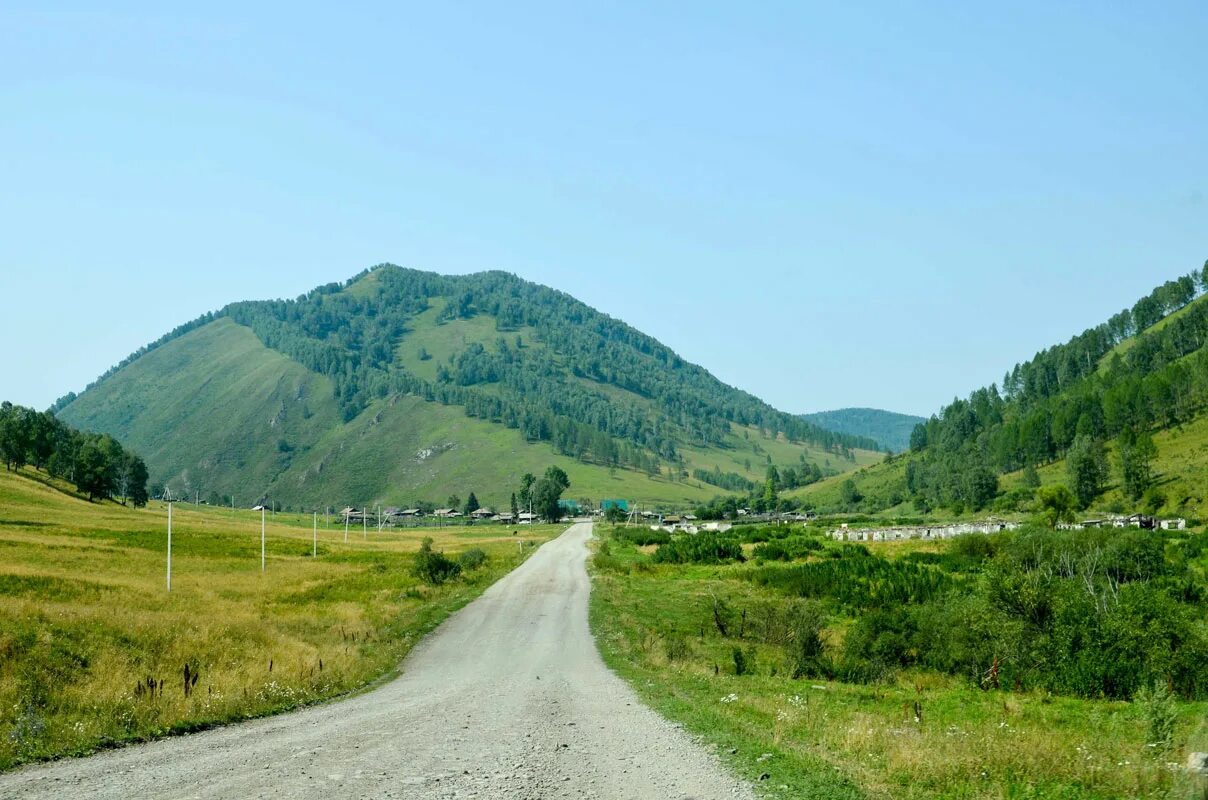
0,466,559,771
590,524,1208,799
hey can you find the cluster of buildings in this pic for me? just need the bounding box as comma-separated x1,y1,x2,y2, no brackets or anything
831,513,1191,543
340,507,541,525
830,520,1021,542
1058,514,1187,531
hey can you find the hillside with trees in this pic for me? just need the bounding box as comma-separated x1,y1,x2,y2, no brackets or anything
796,262,1208,517
800,407,924,452
56,266,882,510
0,401,148,505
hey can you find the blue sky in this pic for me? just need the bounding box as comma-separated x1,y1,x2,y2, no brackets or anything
1,2,1204,417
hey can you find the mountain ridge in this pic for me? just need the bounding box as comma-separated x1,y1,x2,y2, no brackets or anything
800,407,925,452
58,265,883,509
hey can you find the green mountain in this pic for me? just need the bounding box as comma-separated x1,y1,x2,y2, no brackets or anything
795,264,1208,517
57,266,883,510
800,408,924,452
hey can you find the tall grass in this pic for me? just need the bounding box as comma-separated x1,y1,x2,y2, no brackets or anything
0,466,556,770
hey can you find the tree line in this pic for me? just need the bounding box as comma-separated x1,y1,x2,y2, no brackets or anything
902,261,1208,512
1,401,148,505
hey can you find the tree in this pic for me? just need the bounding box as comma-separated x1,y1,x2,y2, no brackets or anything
464,492,480,514
0,402,30,471
115,452,149,507
543,465,570,491
1037,484,1077,527
532,466,571,521
518,473,536,508
1117,429,1157,501
533,478,562,522
1021,463,1041,489
763,465,779,507
75,436,114,501
839,479,863,508
445,494,461,511
962,465,999,510
1066,434,1108,509
510,492,519,518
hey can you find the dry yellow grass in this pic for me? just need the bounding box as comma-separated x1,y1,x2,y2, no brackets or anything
0,466,558,769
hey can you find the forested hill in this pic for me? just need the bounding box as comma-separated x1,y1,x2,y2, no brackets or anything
800,262,1208,516
800,408,924,452
57,266,882,508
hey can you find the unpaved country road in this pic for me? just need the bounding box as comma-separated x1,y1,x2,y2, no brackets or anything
2,522,754,799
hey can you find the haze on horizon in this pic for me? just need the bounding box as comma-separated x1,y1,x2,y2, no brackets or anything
1,2,1205,418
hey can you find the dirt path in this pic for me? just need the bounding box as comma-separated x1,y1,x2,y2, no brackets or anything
2,522,753,799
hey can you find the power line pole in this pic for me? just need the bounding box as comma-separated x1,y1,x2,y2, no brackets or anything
261,507,266,573
344,509,349,543
312,511,317,558
166,501,173,593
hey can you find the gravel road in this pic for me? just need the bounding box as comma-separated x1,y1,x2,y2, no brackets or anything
1,522,754,799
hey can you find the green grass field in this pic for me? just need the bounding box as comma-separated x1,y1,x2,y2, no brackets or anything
589,529,1208,799
0,466,561,771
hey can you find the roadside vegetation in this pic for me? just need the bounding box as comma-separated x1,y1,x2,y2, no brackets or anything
0,465,558,771
590,521,1208,799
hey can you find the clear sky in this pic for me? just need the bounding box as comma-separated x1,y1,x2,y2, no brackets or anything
2,2,1205,417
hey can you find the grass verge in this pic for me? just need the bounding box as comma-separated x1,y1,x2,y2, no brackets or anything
0,466,560,770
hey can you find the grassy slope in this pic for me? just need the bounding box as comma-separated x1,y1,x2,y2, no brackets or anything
999,411,1208,518
589,533,1208,800
61,312,882,511
0,466,559,770
58,318,346,501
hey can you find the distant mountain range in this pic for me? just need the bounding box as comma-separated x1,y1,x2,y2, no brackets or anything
56,265,883,510
800,408,925,453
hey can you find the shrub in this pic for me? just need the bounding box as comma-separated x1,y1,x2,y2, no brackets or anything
787,600,828,679
651,533,744,565
411,538,461,585
732,646,749,676
611,527,671,546
664,634,690,662
457,548,488,570
752,535,823,562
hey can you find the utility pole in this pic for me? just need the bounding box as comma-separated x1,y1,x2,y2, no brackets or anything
261,507,266,572
363,510,367,540
344,509,349,543
312,511,317,558
166,501,173,593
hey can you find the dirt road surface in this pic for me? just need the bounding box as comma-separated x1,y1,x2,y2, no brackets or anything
1,522,754,799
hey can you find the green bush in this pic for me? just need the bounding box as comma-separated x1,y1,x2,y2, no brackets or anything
651,533,744,565
611,527,671,546
752,535,823,562
457,548,488,570
411,538,461,585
